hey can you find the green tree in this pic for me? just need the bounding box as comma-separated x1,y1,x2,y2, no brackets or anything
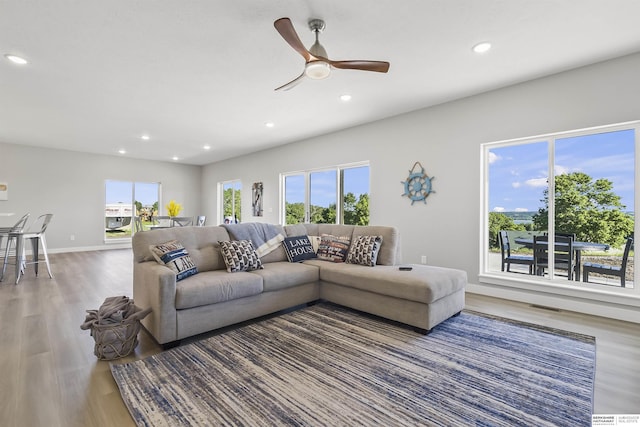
344,192,369,225
489,212,525,249
223,188,242,222
286,202,305,224
532,172,633,247
286,192,369,225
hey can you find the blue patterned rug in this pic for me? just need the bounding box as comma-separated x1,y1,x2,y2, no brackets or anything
111,303,595,426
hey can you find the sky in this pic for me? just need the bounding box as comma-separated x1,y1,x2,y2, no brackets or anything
106,166,370,211
105,181,159,206
285,166,369,207
489,128,635,213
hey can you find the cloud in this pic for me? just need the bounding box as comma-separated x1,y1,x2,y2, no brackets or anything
514,208,529,212
525,177,548,188
554,165,572,175
512,182,521,188
493,206,505,212
488,152,500,164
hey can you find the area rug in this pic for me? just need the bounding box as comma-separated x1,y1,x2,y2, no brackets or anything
110,303,596,427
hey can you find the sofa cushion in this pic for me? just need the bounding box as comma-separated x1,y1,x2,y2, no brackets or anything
282,235,317,262
219,240,263,273
149,240,198,281
310,262,466,304
248,261,320,292
175,270,263,309
316,234,351,263
346,235,382,267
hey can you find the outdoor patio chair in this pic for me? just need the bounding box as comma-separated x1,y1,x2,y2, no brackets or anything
582,236,633,287
533,234,577,280
498,230,534,274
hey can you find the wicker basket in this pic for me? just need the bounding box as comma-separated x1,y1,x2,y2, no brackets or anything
91,319,142,360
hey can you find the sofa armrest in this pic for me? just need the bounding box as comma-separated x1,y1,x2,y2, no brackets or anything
133,260,178,344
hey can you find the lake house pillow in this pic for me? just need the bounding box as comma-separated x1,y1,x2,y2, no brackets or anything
149,240,198,281
282,235,317,262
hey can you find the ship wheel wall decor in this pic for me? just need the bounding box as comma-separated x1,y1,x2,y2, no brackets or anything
401,161,435,205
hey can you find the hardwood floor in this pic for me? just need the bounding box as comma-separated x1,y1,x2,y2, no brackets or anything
0,249,638,426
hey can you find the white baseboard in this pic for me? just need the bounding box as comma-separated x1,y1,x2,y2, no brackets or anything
467,282,640,324
48,243,131,253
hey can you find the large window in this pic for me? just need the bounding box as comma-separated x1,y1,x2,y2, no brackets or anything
482,122,637,293
282,163,370,225
104,180,160,241
221,180,242,224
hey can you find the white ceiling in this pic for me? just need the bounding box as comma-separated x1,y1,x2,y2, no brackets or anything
1,1,640,166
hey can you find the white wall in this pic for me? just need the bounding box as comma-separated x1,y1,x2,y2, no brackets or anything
2,52,638,319
204,52,640,273
0,143,202,251
202,52,640,320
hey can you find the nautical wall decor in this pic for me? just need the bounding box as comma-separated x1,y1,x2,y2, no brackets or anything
401,162,435,205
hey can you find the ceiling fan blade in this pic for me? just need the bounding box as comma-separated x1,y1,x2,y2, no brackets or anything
329,60,390,73
274,18,314,62
275,72,306,91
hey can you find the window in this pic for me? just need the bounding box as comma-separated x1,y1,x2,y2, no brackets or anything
221,180,241,224
282,163,369,225
105,180,160,241
482,122,637,293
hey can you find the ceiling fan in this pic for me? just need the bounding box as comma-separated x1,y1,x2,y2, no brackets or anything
273,17,390,91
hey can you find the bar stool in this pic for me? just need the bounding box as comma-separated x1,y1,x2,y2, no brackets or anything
0,213,30,283
20,214,54,283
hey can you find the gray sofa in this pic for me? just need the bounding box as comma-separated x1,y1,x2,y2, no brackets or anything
132,223,466,346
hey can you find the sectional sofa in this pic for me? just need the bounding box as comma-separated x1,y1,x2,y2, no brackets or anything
132,222,467,347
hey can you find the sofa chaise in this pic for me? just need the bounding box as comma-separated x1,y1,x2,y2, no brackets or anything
132,223,467,347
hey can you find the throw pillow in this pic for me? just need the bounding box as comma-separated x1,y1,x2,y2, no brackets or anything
149,240,198,281
308,235,321,253
282,235,317,263
316,234,351,263
219,240,263,273
347,235,383,267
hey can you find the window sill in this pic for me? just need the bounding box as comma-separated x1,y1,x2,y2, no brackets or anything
475,272,640,322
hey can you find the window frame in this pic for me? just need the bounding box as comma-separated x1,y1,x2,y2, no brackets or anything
104,180,160,243
219,179,242,224
479,121,639,304
280,161,370,225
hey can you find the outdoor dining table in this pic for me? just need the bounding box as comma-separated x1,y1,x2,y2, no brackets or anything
514,237,610,280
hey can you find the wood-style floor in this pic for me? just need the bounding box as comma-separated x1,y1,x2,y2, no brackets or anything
0,249,638,426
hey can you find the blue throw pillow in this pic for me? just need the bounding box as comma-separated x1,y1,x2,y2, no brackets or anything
282,235,317,263
149,240,198,281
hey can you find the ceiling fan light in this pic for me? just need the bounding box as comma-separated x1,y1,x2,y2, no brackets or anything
305,61,331,80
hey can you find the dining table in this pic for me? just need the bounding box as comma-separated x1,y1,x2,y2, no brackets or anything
514,236,610,280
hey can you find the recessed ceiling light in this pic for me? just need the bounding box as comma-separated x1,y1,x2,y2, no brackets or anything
472,42,492,54
203,145,211,150
340,94,352,102
4,54,28,65
118,149,126,154
265,122,275,128
172,156,179,161
141,134,150,140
